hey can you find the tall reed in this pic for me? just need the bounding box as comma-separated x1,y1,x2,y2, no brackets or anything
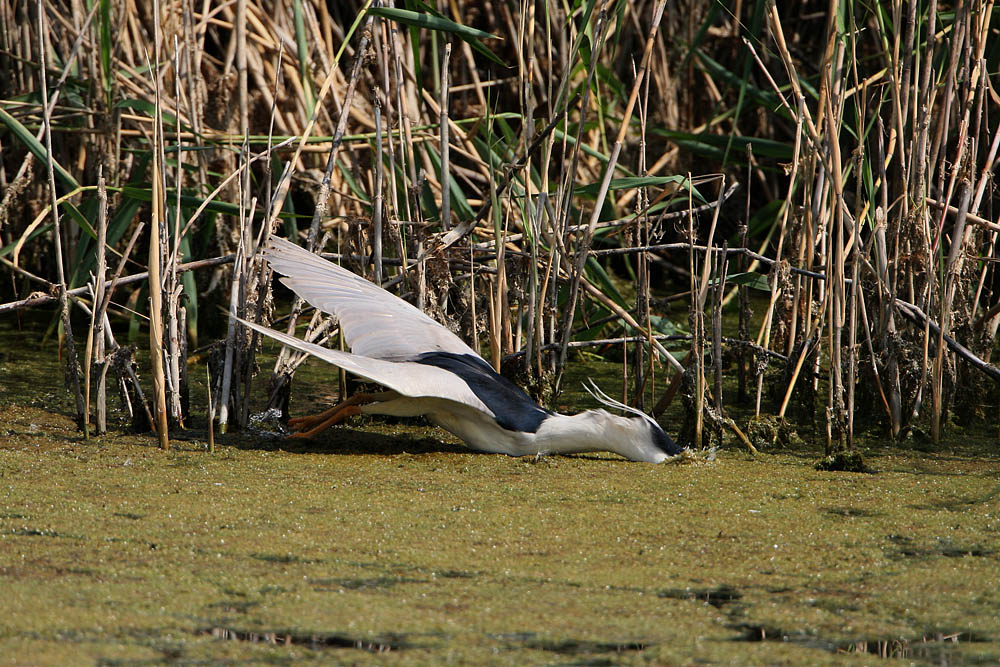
1,0,996,452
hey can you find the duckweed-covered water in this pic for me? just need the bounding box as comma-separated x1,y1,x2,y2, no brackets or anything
2,316,999,664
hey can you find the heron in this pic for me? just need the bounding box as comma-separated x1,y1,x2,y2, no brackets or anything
239,237,684,463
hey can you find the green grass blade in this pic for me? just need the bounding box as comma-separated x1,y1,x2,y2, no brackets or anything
369,5,507,68
0,107,80,189
97,0,112,99
575,175,701,197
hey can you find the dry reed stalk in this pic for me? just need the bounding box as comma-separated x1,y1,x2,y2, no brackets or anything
148,0,170,449
6,0,998,452
267,13,373,414
37,0,85,425
216,187,246,433
736,146,751,405
687,181,702,448
751,14,820,420
94,221,146,433
0,252,236,315
238,46,286,429
236,193,262,431
387,11,415,226
164,39,186,428
873,119,903,436
552,1,611,374
845,30,865,448
559,0,672,383
692,175,725,443
206,365,215,453
82,174,108,439
712,244,726,414
631,56,651,411
439,41,452,230
822,60,848,454
373,100,384,284
4,0,96,213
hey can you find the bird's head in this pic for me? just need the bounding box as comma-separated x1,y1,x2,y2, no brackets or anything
584,380,685,463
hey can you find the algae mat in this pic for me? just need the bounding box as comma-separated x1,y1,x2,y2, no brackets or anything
2,319,1000,663
2,405,1000,664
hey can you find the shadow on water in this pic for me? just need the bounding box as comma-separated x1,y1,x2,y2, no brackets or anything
885,534,997,559
821,506,883,518
216,422,471,458
734,624,993,662
311,576,430,591
837,633,984,661
657,585,743,608
200,626,418,652
200,626,655,661
248,552,323,565
495,632,652,657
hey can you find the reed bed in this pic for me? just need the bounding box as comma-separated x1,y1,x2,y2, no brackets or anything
1,0,997,456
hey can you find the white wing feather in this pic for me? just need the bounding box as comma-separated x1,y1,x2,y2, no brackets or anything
239,317,492,414
263,236,479,361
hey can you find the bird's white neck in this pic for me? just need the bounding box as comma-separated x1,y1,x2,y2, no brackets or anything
532,409,668,463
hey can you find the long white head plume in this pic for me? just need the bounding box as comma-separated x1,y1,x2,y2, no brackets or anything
583,379,660,428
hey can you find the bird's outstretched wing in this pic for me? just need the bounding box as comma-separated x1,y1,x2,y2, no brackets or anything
239,317,492,414
263,236,479,361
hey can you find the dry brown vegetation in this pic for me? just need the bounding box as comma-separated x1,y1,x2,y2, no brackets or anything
0,0,998,453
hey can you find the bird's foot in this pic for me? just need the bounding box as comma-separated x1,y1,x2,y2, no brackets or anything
285,392,391,439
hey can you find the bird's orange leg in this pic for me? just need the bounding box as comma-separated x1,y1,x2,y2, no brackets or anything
287,404,363,439
286,391,392,439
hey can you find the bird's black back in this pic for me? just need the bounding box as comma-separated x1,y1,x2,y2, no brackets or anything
414,352,552,433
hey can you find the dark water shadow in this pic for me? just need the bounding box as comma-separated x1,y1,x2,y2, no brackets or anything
657,585,742,608
310,576,431,592
249,552,324,565
216,424,470,458
9,527,82,539
200,626,423,652
732,623,993,662
495,631,652,657
908,484,1000,511
884,534,997,560
822,506,883,518
837,633,990,661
